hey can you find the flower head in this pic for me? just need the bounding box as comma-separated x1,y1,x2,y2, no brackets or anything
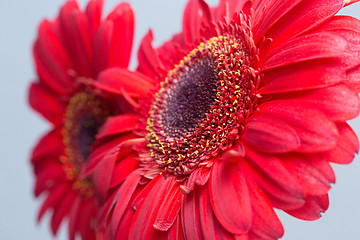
88,0,360,239
28,0,135,239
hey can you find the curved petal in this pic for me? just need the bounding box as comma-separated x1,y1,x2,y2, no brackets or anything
246,177,284,240
96,114,139,139
106,2,134,68
243,114,300,153
323,122,359,164
210,160,252,234
271,84,360,121
258,100,338,152
285,194,329,220
261,32,347,70
260,59,344,94
28,82,65,125
260,0,344,54
95,68,154,98
137,30,164,80
128,175,168,240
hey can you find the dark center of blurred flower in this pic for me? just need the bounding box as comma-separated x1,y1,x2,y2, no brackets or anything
145,34,260,178
63,92,112,185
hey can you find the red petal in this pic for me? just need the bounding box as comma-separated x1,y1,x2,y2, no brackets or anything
28,83,65,125
68,196,82,240
34,159,64,197
258,101,338,152
106,3,134,68
31,129,62,163
110,170,141,235
93,21,112,74
261,32,347,70
154,179,182,231
82,134,134,177
241,156,305,210
51,188,77,234
85,0,103,39
282,154,334,195
246,177,284,240
210,160,252,234
245,146,305,201
34,20,74,95
128,175,168,240
261,0,344,54
273,84,360,121
260,59,344,94
96,114,138,139
38,183,70,221
91,147,118,200
59,1,93,77
242,114,300,153
183,0,202,44
325,122,359,164
199,186,234,240
182,189,204,240
285,194,329,220
253,0,302,43
95,68,154,98
137,30,164,80
110,153,139,188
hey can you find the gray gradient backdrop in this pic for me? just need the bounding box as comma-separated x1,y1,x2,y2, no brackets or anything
1,0,360,239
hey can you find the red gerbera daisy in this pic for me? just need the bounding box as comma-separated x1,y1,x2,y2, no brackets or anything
28,0,135,239
85,0,360,239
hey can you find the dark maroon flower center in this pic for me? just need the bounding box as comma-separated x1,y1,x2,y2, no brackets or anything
145,34,261,178
162,56,218,139
63,92,112,171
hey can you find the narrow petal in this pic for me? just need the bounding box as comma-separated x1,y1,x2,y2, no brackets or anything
245,146,305,201
38,183,70,221
95,68,154,98
137,30,164,80
285,195,329,220
253,0,302,42
199,186,234,240
28,83,65,125
261,32,347,70
51,189,76,234
210,160,252,234
31,129,62,163
85,0,103,39
323,122,359,164
183,0,202,44
272,84,360,121
258,101,338,152
106,3,134,68
242,114,300,153
182,189,204,240
260,59,344,94
110,170,141,235
96,114,138,139
34,20,74,95
261,0,344,53
154,179,182,231
59,2,93,77
110,153,139,188
246,177,284,240
128,175,169,240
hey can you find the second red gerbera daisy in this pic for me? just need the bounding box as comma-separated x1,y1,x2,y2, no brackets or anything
28,0,135,239
85,0,360,239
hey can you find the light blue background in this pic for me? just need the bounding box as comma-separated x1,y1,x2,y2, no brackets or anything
0,0,359,239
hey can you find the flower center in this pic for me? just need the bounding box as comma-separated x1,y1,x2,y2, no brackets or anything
62,92,113,196
145,34,261,178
